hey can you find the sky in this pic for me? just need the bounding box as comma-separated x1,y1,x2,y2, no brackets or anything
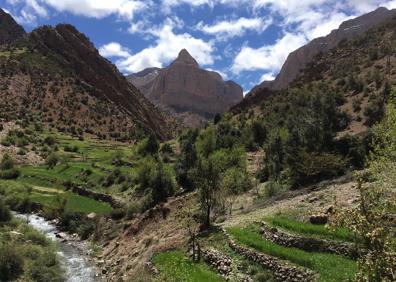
1,0,396,93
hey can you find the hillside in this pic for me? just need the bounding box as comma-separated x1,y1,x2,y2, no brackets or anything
252,7,396,92
234,12,396,137
127,49,243,128
0,12,177,141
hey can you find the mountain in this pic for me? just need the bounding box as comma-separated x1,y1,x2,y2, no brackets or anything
233,11,396,137
0,9,25,44
127,49,243,127
0,12,177,141
252,7,396,93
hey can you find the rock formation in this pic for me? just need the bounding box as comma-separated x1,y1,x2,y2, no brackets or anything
127,49,243,127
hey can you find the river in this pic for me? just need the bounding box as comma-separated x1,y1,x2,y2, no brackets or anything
15,213,102,282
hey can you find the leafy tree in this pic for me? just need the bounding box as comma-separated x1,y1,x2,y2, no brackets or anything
194,156,222,229
221,167,251,215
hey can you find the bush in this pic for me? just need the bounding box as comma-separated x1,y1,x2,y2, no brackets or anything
0,154,14,170
0,244,24,281
0,168,20,179
137,134,159,156
46,153,59,169
111,208,126,220
0,200,11,223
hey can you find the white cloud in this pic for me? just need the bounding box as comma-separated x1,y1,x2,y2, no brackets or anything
99,42,131,58
6,0,149,23
42,0,148,19
197,17,272,40
232,32,307,74
101,19,215,73
260,72,275,82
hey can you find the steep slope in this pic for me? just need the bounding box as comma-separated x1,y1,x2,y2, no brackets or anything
0,9,25,44
0,19,177,141
127,49,243,127
233,12,396,137
253,7,396,92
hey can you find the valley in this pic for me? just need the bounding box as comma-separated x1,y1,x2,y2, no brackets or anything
0,3,395,282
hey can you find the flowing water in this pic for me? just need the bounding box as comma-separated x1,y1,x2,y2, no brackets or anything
15,213,101,282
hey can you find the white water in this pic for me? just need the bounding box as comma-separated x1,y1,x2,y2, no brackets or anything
15,214,101,282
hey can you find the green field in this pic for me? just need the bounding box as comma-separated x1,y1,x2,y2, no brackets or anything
227,225,357,282
153,250,224,282
265,216,355,242
0,179,112,215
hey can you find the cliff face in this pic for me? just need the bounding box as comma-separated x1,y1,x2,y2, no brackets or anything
0,21,177,141
256,7,396,92
0,9,25,44
128,49,243,127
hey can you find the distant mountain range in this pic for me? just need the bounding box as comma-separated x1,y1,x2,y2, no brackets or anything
0,9,177,141
127,49,243,128
251,7,396,94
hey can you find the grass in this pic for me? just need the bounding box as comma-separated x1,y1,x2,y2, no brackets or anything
227,225,357,282
0,180,112,215
266,216,356,242
153,250,224,282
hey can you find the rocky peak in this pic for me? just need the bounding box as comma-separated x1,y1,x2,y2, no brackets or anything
0,8,25,44
172,49,199,67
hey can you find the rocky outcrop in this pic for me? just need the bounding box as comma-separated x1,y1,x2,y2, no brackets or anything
254,7,396,92
0,9,25,45
258,222,358,258
127,49,243,127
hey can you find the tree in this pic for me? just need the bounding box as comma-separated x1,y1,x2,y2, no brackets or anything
0,200,11,223
332,91,396,281
194,156,222,229
221,167,251,215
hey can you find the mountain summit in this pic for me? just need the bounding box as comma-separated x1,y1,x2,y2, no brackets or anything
172,49,199,67
127,49,243,127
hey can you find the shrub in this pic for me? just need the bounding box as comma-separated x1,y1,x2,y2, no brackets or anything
0,154,14,170
0,200,11,223
46,153,59,169
110,208,126,220
0,168,20,179
0,244,24,281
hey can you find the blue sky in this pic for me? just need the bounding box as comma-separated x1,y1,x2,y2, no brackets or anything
1,0,396,92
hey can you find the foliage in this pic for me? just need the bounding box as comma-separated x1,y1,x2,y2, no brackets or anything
46,153,59,169
135,157,176,209
332,93,396,281
0,244,24,281
0,199,11,223
137,133,159,156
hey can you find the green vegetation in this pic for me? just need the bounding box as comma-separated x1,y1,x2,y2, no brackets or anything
0,202,63,281
266,216,355,242
332,90,396,281
228,225,357,282
153,250,224,282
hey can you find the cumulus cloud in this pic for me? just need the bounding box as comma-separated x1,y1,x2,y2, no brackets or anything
232,33,307,74
6,0,149,23
99,42,131,58
197,17,272,40
101,19,215,73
